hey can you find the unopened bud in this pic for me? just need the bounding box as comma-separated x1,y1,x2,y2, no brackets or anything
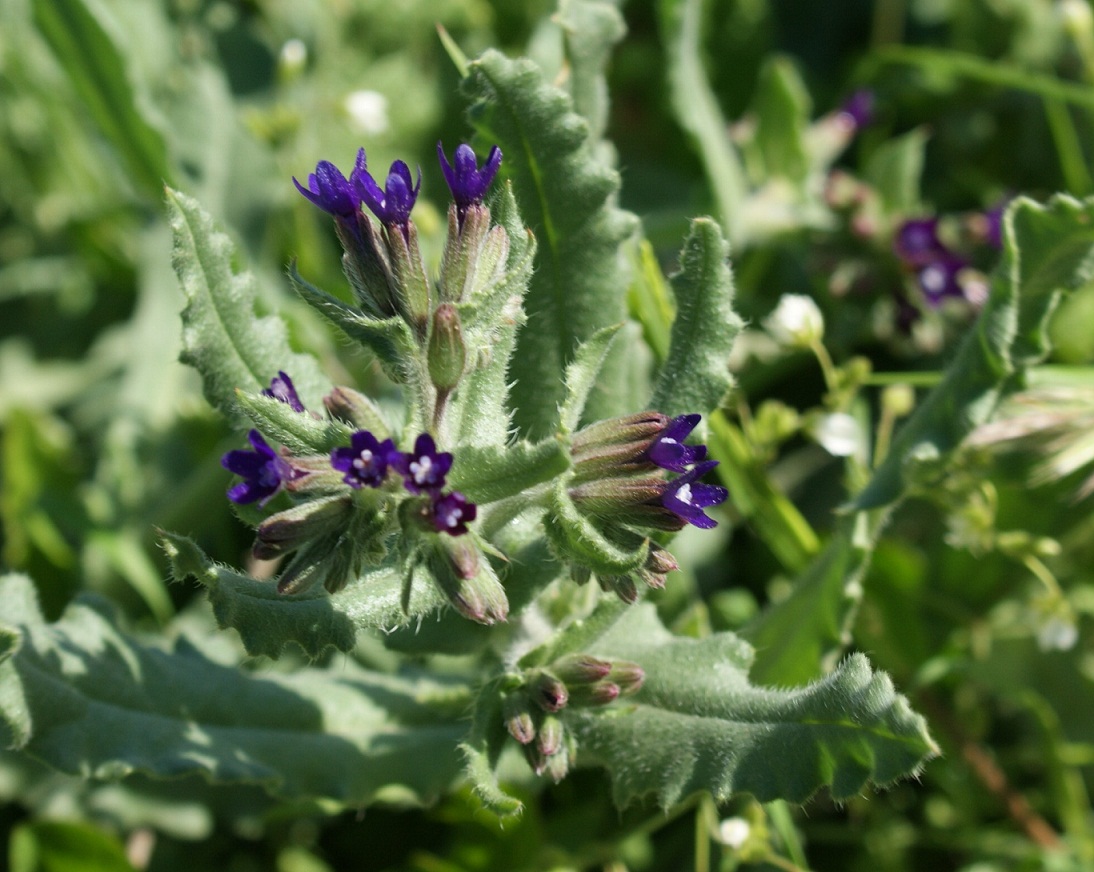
608,659,645,695
765,294,824,348
571,413,670,474
386,220,431,335
569,680,621,707
570,477,667,515
598,573,638,604
333,218,397,319
571,564,592,586
551,653,613,686
323,386,391,436
428,304,467,391
429,538,508,625
536,714,565,758
254,495,352,560
503,693,536,745
541,740,570,783
530,670,569,713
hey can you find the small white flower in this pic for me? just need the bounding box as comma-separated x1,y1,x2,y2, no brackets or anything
1037,616,1079,652
765,294,824,348
814,412,863,458
279,39,307,75
718,817,751,849
344,90,389,136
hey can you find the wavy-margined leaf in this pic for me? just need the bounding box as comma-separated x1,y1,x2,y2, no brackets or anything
463,50,639,439
650,218,741,418
169,189,329,428
559,324,623,434
557,0,626,144
854,195,1094,509
0,574,468,807
161,534,451,659
565,605,937,809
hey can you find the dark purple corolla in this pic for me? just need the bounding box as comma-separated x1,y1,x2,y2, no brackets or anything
331,430,397,489
429,490,477,536
839,89,875,129
437,142,502,212
393,433,452,494
659,460,728,530
353,159,421,228
916,255,968,306
647,414,707,472
894,218,946,266
293,149,366,218
262,371,305,413
222,430,298,505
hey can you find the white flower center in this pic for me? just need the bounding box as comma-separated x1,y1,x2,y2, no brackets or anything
675,483,694,505
353,449,374,470
410,455,432,483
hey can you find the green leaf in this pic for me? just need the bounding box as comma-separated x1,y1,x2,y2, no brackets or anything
564,605,938,809
464,50,639,439
650,218,741,418
449,439,571,504
287,265,416,385
741,512,881,687
543,483,648,575
162,533,455,659
460,678,524,816
235,392,353,456
854,195,1094,509
557,0,627,143
658,0,748,245
864,128,928,216
160,532,357,659
10,819,135,872
168,189,328,428
32,0,172,200
559,324,623,434
752,57,811,184
0,574,467,807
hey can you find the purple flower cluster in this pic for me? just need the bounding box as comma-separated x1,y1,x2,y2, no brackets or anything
893,217,968,307
331,431,475,536
293,143,501,229
222,430,300,506
646,415,727,530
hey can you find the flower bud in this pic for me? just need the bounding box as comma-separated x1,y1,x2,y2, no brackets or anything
765,294,824,348
334,216,398,319
384,219,431,336
598,573,638,604
568,680,621,707
571,413,670,479
530,670,569,713
428,304,467,392
569,477,668,516
323,386,392,436
541,740,570,783
536,714,565,758
428,537,508,625
502,693,536,745
551,653,612,686
253,494,353,560
608,659,645,695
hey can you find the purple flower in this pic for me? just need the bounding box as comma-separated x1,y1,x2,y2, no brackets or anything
894,217,948,266
647,414,707,472
916,254,968,306
352,159,421,228
293,149,366,218
393,433,453,494
660,460,727,530
331,430,397,489
437,142,503,211
222,430,297,505
839,89,875,129
429,491,476,535
983,199,1009,249
262,371,305,413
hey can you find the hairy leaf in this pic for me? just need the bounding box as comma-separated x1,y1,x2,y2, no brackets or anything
235,392,353,457
557,0,627,143
565,605,938,809
559,324,623,434
854,195,1094,509
449,439,571,505
169,189,328,427
464,50,638,438
0,575,467,807
650,218,741,418
161,534,451,659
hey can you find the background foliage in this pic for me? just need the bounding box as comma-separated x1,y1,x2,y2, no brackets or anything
3,0,1094,870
